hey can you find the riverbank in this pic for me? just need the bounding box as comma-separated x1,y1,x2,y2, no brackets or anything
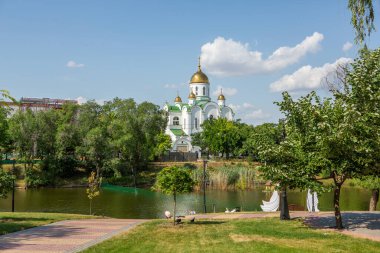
0,212,96,235
82,217,380,253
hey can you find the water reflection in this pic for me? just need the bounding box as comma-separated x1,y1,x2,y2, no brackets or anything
0,185,378,219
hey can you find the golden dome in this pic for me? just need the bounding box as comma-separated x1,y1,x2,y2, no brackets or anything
218,89,225,100
188,91,196,99
190,57,209,84
174,95,182,103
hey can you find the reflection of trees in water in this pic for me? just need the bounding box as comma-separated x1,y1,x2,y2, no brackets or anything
0,187,375,218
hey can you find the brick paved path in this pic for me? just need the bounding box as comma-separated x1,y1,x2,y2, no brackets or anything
0,219,148,253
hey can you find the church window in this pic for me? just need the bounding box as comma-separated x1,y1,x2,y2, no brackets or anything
195,87,198,95
203,87,205,95
173,116,179,125
195,117,198,129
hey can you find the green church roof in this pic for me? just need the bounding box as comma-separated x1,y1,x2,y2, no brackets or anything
170,129,188,136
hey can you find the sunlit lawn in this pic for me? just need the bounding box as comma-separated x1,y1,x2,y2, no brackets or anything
82,218,380,253
0,212,94,235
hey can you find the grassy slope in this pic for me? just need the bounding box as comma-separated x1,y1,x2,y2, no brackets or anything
82,218,380,253
0,212,95,235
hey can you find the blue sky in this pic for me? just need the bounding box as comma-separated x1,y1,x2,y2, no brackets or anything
1,0,379,124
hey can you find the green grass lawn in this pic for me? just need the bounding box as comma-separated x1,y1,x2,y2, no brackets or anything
82,218,380,253
0,212,95,235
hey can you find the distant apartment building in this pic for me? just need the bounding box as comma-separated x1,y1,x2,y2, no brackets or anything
4,97,78,115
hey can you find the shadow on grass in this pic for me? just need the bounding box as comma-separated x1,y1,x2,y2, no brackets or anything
0,217,53,222
190,220,226,225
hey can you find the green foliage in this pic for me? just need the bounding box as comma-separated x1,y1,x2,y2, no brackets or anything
348,0,376,45
155,166,194,195
152,133,172,158
241,123,282,160
192,165,257,190
199,118,243,158
0,90,16,104
0,169,14,198
155,166,194,225
87,171,100,215
6,97,166,187
353,176,380,190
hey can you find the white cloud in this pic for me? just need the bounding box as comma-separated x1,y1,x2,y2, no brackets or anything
342,42,353,52
164,84,178,89
212,85,238,97
244,109,271,120
164,83,186,89
229,102,271,125
67,60,85,68
269,57,352,92
200,32,324,76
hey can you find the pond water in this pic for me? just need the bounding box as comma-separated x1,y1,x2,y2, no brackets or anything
0,185,377,219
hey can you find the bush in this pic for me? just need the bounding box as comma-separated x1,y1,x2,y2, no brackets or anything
25,169,49,188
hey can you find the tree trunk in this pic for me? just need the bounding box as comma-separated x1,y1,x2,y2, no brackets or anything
90,199,92,215
369,189,379,211
280,187,290,220
173,192,176,226
334,184,343,229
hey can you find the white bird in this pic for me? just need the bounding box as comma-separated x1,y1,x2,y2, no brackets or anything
165,211,171,219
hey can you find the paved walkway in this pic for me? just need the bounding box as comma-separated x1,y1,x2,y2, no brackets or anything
0,219,148,253
187,211,380,242
304,211,380,242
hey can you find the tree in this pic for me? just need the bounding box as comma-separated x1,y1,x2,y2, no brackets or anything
153,133,172,158
76,101,110,177
256,95,324,220
353,176,380,211
0,169,13,199
105,98,167,186
9,110,39,173
241,123,281,160
258,91,362,228
200,118,242,158
86,171,100,215
77,126,111,179
337,48,380,212
0,107,11,159
0,90,16,105
155,166,195,225
348,0,377,45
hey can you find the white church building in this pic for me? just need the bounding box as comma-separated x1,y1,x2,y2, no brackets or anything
163,59,234,153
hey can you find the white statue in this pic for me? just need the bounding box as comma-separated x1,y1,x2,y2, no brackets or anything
306,189,320,212
261,190,279,212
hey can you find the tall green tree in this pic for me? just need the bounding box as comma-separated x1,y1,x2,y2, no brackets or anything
9,110,38,171
200,118,242,158
105,98,167,186
257,93,325,220
241,123,281,160
336,48,380,212
0,169,14,199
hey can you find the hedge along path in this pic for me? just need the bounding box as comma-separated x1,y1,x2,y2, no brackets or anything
0,218,148,253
